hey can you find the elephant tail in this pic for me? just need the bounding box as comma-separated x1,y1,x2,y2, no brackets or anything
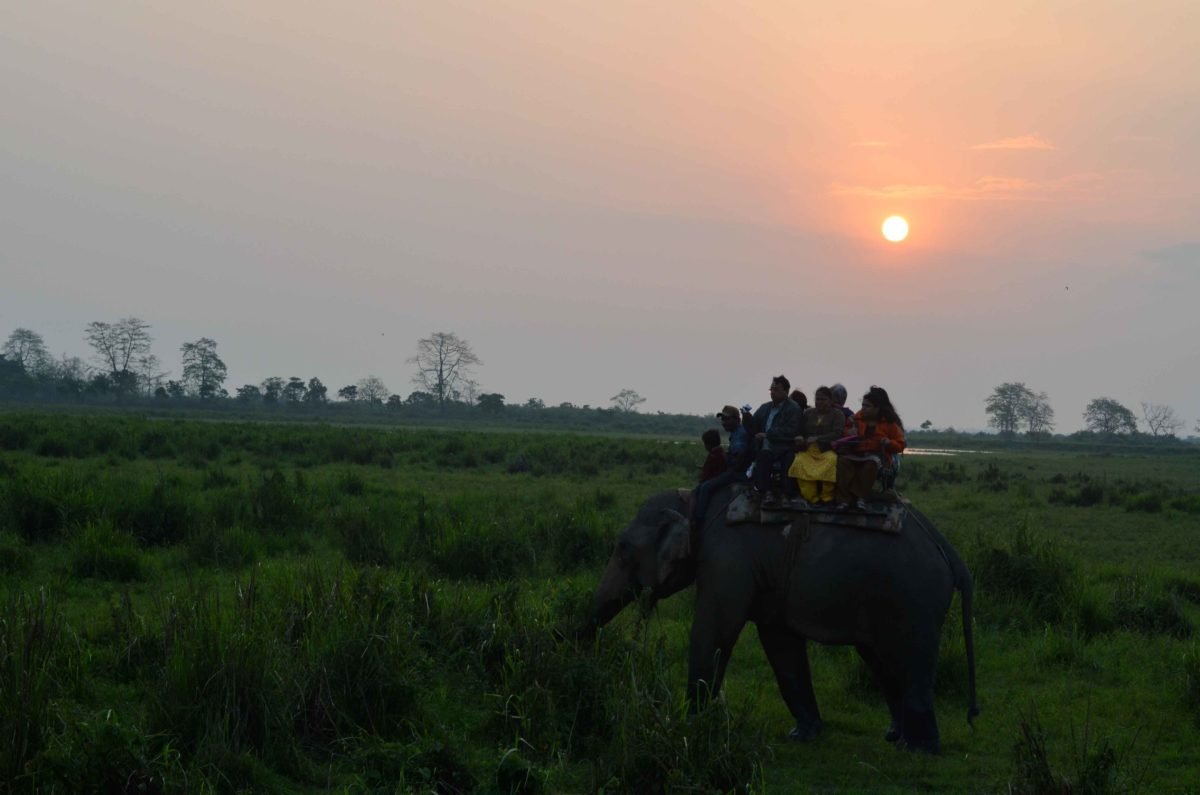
957,560,980,728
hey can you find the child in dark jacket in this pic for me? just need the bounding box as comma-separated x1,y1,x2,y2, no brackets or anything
698,428,727,483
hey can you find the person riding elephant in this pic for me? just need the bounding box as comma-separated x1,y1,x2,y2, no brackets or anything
751,375,804,509
834,385,906,511
586,487,978,753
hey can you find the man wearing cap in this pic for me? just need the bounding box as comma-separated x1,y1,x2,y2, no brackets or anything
692,405,753,528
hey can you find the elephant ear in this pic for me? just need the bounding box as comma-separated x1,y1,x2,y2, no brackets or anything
656,508,692,584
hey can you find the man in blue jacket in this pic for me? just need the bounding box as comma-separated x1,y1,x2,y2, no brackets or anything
751,375,803,508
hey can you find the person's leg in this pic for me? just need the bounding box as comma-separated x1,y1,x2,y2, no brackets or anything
752,449,773,496
778,451,798,498
851,461,880,500
818,479,835,504
835,457,855,505
799,479,819,502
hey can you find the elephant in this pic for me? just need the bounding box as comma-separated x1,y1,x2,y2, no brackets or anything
586,486,979,753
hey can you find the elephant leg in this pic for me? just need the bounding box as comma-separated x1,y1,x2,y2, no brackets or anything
855,644,904,743
687,585,748,712
758,624,823,741
894,630,941,754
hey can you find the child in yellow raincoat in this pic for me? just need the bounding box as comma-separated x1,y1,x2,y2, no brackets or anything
789,386,848,505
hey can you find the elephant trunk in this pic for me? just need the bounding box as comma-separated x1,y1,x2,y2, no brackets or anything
580,551,637,640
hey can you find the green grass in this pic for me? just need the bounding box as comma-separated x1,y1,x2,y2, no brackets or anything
1,411,1199,792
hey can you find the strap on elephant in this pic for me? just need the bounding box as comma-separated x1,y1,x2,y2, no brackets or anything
777,513,810,621
906,507,952,571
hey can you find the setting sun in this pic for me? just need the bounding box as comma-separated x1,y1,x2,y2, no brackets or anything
882,216,909,243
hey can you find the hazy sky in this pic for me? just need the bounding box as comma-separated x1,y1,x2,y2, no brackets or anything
3,1,1198,431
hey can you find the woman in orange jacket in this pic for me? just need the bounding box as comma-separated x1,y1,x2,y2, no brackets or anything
833,385,906,511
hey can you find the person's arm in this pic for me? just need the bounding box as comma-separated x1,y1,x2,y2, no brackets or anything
881,422,907,454
766,402,802,447
808,408,844,447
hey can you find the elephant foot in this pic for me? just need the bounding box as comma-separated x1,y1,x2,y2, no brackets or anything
895,736,940,755
895,708,940,754
787,718,823,742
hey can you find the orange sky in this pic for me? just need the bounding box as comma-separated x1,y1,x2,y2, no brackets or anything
3,1,1198,429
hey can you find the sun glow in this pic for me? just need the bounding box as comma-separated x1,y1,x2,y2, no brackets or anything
882,216,909,242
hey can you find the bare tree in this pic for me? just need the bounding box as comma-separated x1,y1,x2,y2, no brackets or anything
356,375,390,405
1140,402,1184,437
181,338,228,400
85,318,153,397
134,353,170,397
409,332,481,409
460,378,481,406
610,388,646,412
2,328,50,375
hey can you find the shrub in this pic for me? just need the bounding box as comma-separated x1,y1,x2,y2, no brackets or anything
1010,707,1144,795
336,469,366,496
0,532,29,574
70,522,145,582
27,708,171,794
969,518,1076,629
118,478,196,546
149,583,290,766
0,591,70,784
975,461,1009,492
1122,492,1163,513
251,469,306,532
290,569,420,745
1184,643,1200,728
334,503,395,567
1,469,98,543
187,524,262,569
1110,576,1191,638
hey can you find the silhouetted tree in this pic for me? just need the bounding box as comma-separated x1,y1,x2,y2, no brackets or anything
236,384,262,402
1083,397,1137,434
1022,391,1055,434
180,338,227,400
525,397,546,410
410,332,480,410
356,376,389,405
283,377,307,404
261,377,284,404
304,377,328,404
1140,402,1183,437
337,384,358,403
920,420,933,431
0,355,32,396
3,328,50,376
386,394,403,409
610,388,645,413
52,355,88,397
478,393,505,414
134,354,169,397
85,318,153,398
165,380,186,400
405,391,435,408
985,383,1028,434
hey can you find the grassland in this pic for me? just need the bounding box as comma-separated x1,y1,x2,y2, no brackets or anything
1,411,1199,793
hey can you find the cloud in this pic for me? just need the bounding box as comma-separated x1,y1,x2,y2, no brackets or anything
970,134,1055,151
850,140,892,148
829,173,1102,202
